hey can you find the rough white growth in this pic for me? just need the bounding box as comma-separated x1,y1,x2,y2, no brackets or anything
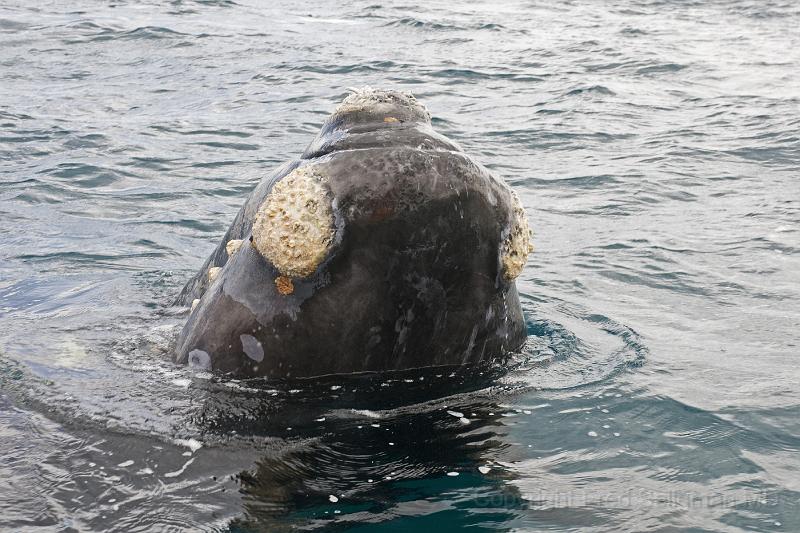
226,239,244,257
252,166,335,278
207,266,222,283
190,299,200,312
336,86,430,120
500,189,534,281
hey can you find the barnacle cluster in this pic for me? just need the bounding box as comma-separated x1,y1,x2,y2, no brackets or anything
335,86,431,122
252,166,335,279
500,189,534,281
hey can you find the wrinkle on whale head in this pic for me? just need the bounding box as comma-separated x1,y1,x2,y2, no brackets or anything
252,165,335,279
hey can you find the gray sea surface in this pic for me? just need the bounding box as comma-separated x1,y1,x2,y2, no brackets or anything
1,0,799,531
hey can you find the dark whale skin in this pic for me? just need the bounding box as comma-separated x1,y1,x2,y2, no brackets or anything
174,90,530,378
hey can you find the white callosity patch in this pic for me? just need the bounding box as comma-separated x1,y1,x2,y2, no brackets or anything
207,266,222,283
240,333,264,362
336,86,431,121
500,189,534,281
190,298,200,312
252,166,335,278
226,239,244,257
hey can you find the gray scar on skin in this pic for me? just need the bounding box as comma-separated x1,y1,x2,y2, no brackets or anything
174,87,533,378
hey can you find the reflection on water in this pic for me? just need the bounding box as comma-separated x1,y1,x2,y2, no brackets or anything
2,0,800,530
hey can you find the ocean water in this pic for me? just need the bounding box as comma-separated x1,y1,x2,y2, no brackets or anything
1,0,799,531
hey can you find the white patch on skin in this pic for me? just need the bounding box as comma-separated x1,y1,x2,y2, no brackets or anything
207,266,222,283
226,239,244,257
252,166,335,278
336,87,431,121
187,349,211,370
190,299,200,312
500,189,534,281
240,333,264,362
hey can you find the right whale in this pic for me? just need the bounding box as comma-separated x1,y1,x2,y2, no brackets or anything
174,88,534,378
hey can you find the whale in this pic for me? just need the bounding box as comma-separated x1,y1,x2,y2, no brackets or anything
174,88,533,378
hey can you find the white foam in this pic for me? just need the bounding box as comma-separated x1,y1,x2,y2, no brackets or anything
174,438,203,453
